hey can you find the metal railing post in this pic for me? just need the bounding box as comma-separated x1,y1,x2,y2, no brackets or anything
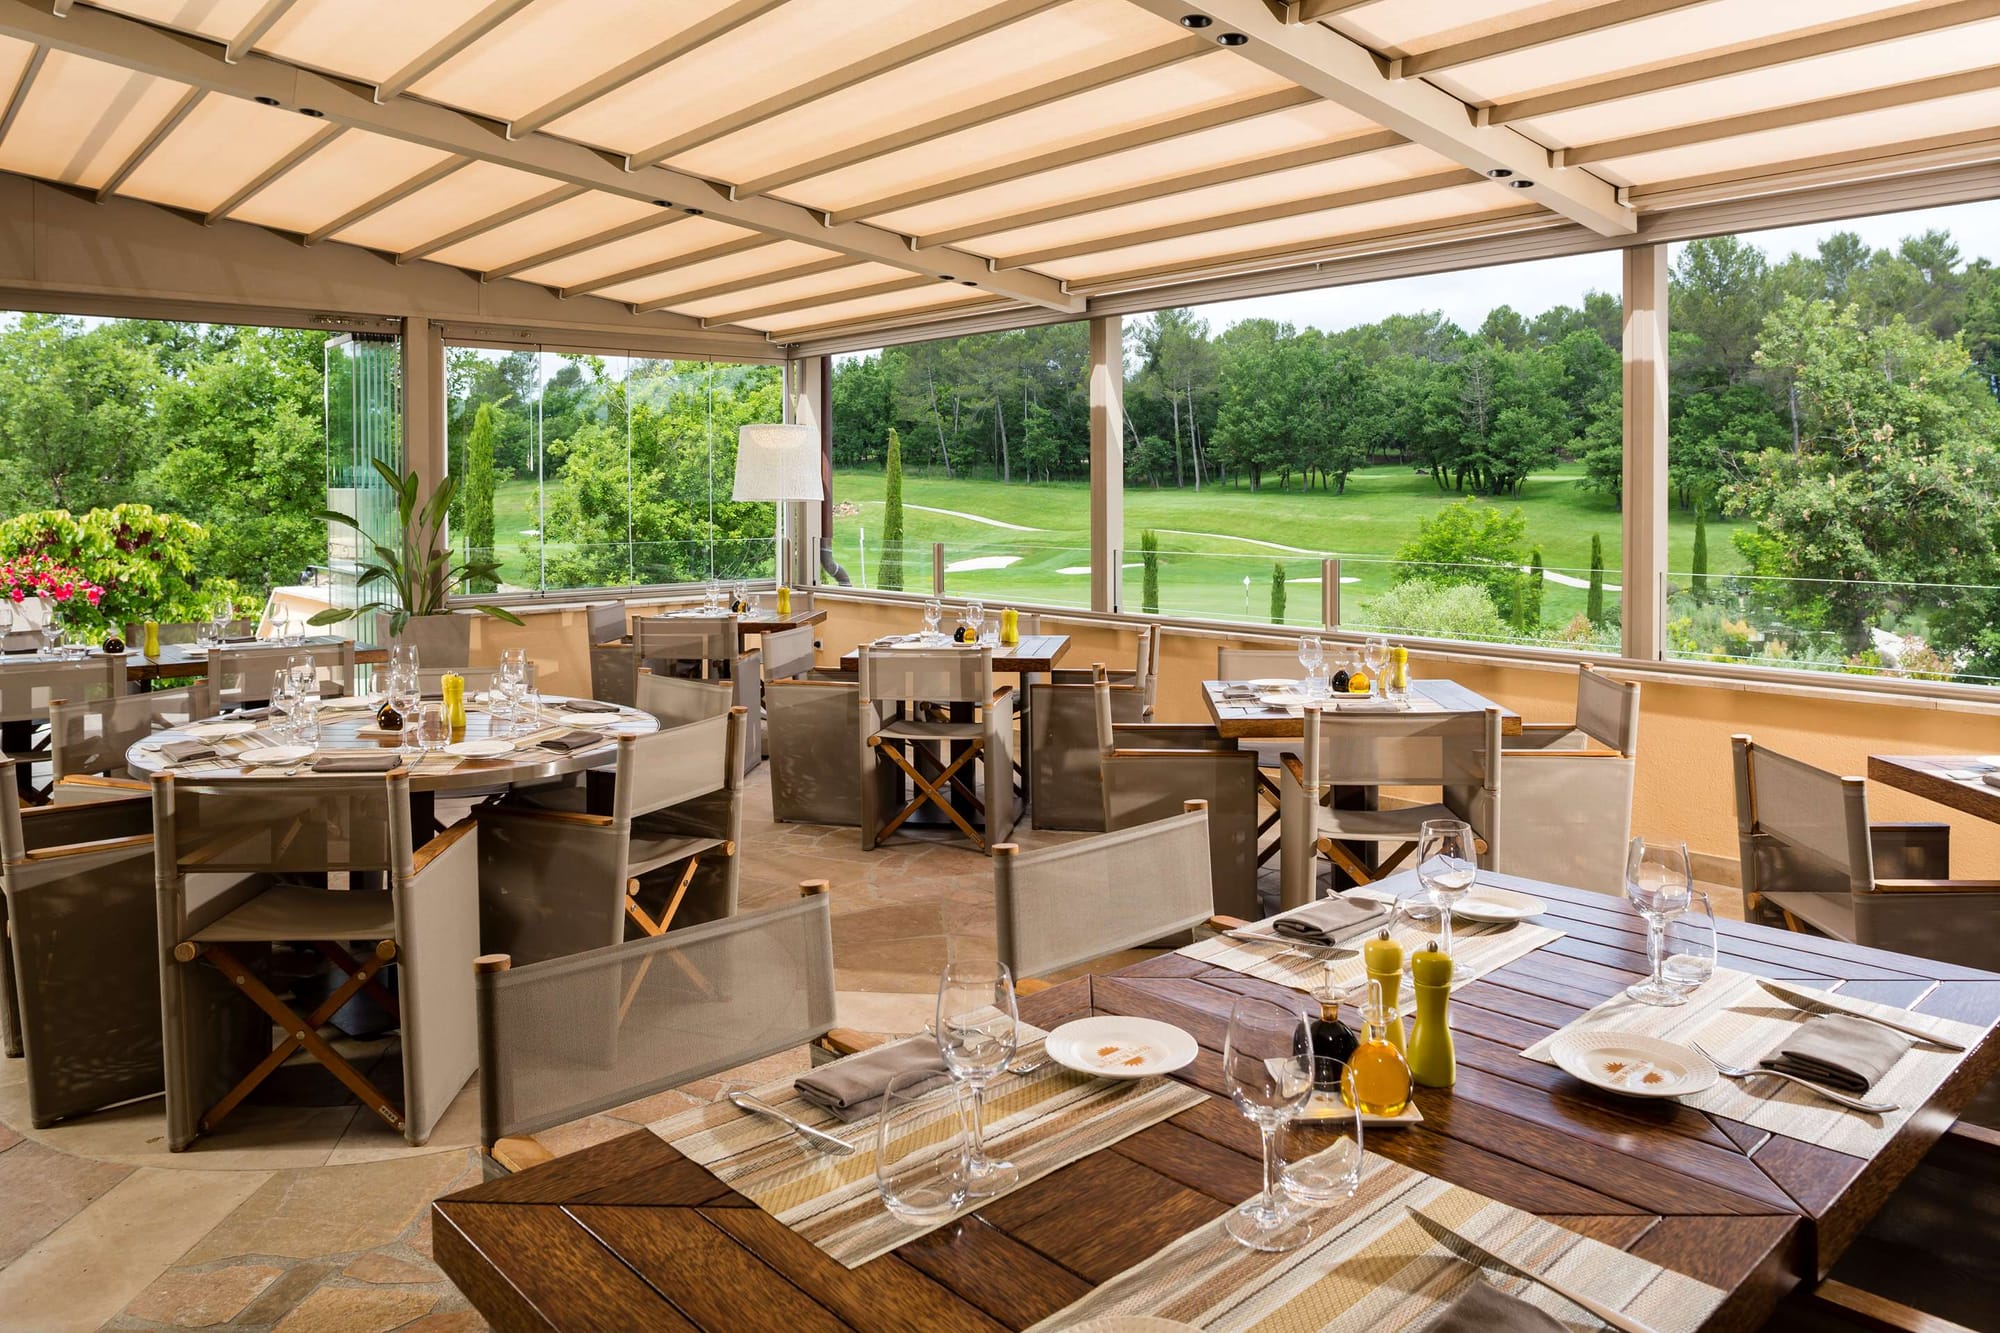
1322,557,1340,629
932,543,945,597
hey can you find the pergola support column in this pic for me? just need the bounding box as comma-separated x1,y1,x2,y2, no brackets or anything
1089,314,1124,614
402,316,446,498
1621,245,1669,662
786,355,828,589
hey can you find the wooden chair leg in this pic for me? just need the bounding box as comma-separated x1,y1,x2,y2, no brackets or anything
1318,837,1377,887
1375,842,1416,877
314,940,401,1022
874,740,988,849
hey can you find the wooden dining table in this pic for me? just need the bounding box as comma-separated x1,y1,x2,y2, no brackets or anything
430,873,1999,1332
1868,754,2000,823
1202,677,1523,738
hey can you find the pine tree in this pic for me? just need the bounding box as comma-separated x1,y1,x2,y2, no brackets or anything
464,401,498,594
1691,508,1709,599
878,428,904,591
1270,562,1287,624
1586,533,1605,624
1140,528,1160,614
1526,545,1545,630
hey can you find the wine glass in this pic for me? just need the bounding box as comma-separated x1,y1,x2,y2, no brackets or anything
935,960,1018,1197
961,600,985,644
270,669,297,738
1415,819,1478,957
39,604,60,658
876,1071,970,1223
1362,636,1390,695
390,668,420,754
1222,997,1315,1251
1296,636,1326,697
922,599,943,642
704,577,723,612
1663,889,1717,997
1625,838,1694,1006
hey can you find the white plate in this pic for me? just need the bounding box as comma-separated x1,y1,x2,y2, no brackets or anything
1246,677,1298,689
185,720,257,738
1453,884,1547,922
890,638,977,649
1045,1016,1197,1080
1549,1030,1716,1099
445,738,512,758
239,744,314,766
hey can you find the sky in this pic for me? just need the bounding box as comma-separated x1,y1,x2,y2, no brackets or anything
1191,199,2000,337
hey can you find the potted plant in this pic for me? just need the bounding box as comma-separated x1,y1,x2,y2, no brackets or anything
310,460,522,661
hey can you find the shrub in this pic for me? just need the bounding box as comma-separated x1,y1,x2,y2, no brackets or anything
1140,528,1160,614
1361,579,1510,643
0,505,218,634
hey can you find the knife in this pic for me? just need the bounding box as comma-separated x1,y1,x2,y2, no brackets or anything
1405,1207,1659,1333
1756,978,1966,1052
726,1092,855,1155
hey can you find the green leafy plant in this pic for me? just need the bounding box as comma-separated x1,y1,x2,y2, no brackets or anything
1269,561,1286,624
879,427,904,591
0,505,215,633
1140,528,1160,614
1586,534,1605,624
309,460,522,636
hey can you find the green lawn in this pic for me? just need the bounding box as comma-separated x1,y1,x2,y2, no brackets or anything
826,464,1741,629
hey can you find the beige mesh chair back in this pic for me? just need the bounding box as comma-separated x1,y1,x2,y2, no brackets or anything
636,668,732,728
417,664,536,697
857,646,1015,852
124,619,256,646
1217,646,1303,680
993,807,1215,980
766,670,886,826
1496,665,1640,893
210,641,355,709
0,656,125,725
587,601,628,648
761,624,817,681
153,770,480,1149
1727,735,2000,961
635,616,736,678
475,886,835,1168
50,685,209,780
1279,706,1502,907
1029,663,1145,832
478,710,747,964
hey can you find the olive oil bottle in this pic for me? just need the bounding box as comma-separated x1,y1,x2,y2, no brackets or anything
1341,979,1413,1117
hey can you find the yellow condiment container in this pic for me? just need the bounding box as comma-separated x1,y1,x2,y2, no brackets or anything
1406,942,1456,1088
442,672,467,733
1391,645,1410,691
775,585,792,617
1361,928,1405,1052
1000,607,1019,646
142,621,160,657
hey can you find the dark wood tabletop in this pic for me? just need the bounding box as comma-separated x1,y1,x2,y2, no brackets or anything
1868,754,2000,823
430,874,1999,1332
838,633,1071,675
1202,677,1524,737
126,638,390,682
735,608,828,635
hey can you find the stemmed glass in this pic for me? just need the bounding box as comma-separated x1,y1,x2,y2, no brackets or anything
1362,636,1390,695
960,601,985,644
1626,839,1695,1005
1663,888,1717,998
1222,997,1315,1251
1415,818,1477,957
935,960,1018,1197
922,599,943,642
39,604,60,658
1297,636,1326,697
703,578,723,612
389,666,420,754
270,669,297,738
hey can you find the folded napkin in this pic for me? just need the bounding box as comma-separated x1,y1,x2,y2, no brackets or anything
1271,894,1395,946
1423,1280,1566,1333
1760,1014,1911,1093
1219,684,1258,700
794,1036,952,1123
558,698,621,713
218,634,262,644
1984,773,2000,790
311,752,401,774
538,729,608,753
159,740,217,764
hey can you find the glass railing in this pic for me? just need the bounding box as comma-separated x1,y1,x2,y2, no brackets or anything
458,537,776,596
1664,571,2000,686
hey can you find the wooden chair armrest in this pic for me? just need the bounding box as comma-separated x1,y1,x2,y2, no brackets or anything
1516,722,1581,734
1016,977,1054,996
477,804,615,829
1504,746,1626,759
818,1028,890,1057
21,832,153,862
489,1135,555,1174
411,817,478,875
1280,754,1306,784
51,774,150,793
991,684,1015,704
1207,914,1252,932
1809,1278,1980,1333
1873,879,2000,893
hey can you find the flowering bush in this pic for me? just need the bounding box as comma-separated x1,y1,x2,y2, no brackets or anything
0,553,104,612
0,506,223,633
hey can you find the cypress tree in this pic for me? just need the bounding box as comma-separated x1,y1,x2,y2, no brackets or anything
464,402,497,594
878,428,904,591
1691,508,1709,599
1526,545,1545,630
1586,533,1605,624
1270,562,1286,624
1140,528,1160,615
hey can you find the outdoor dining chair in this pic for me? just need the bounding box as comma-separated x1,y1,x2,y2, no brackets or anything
765,669,892,827
635,667,732,729
1028,662,1147,832
154,770,480,1150
49,684,209,781
0,655,127,796
209,640,355,710
475,708,748,964
1732,735,2000,967
634,615,761,771
473,882,835,1175
1278,705,1503,907
858,645,1015,853
1495,663,1640,893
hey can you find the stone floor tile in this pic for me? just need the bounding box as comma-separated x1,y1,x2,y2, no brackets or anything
833,990,935,1035
123,1263,282,1327
271,1285,435,1333
343,1253,439,1285
230,1261,335,1327
0,1138,134,1266
181,1153,469,1265
0,1166,267,1330
0,1118,21,1154
397,1313,487,1333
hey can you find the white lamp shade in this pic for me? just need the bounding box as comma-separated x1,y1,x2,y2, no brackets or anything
733,423,824,502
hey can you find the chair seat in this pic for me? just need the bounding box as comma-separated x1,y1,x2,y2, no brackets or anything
877,718,985,741
627,833,726,879
1314,801,1455,844
191,885,397,943
1762,890,1856,942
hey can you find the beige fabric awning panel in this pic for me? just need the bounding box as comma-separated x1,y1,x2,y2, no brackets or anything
0,0,1991,346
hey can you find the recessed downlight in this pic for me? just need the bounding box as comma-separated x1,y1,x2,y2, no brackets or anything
254,96,280,107
1507,178,1536,189
298,107,324,118
1179,13,1212,27
1486,167,1513,179
1216,31,1248,45
683,207,704,215
651,199,672,207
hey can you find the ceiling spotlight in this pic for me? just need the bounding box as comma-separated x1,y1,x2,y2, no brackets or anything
254,96,280,107
1179,13,1212,27
651,199,672,207
1486,167,1513,179
683,207,704,215
1216,31,1248,45
961,279,978,286
298,107,324,118
1507,178,1536,189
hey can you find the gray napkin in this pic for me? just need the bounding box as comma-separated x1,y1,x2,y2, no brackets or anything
794,1036,952,1123
538,729,608,753
160,740,217,763
559,698,621,713
1423,1280,1566,1333
1761,1015,1911,1093
311,752,401,774
1219,684,1258,700
1271,894,1395,946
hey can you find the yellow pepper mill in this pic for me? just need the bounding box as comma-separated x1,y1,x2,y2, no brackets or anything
442,672,467,735
1406,942,1456,1088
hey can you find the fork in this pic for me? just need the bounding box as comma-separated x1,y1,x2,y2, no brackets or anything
1008,1038,1052,1076
1692,1042,1899,1113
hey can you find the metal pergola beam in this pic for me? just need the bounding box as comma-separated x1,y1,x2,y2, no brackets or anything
202,121,341,223
632,256,859,315
1396,0,1711,79
506,0,785,138
375,0,535,102
303,154,467,245
224,0,297,64
1487,0,2000,127
395,182,582,264
1127,0,1635,236
94,85,204,202
0,0,1082,312
915,129,1405,249
703,275,934,328
480,211,683,282
625,0,1067,170
558,235,773,300
731,34,1213,199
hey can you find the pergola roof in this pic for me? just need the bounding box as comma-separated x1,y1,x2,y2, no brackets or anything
2,0,1997,347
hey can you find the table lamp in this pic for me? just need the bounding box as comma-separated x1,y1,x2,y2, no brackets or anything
734,422,823,593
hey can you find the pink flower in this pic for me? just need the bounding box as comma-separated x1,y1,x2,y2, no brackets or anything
7,590,20,603
85,588,101,605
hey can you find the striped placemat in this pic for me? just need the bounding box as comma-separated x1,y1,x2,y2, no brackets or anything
1182,917,1564,998
1524,968,1985,1157
647,1027,1205,1269
1031,1148,1727,1332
